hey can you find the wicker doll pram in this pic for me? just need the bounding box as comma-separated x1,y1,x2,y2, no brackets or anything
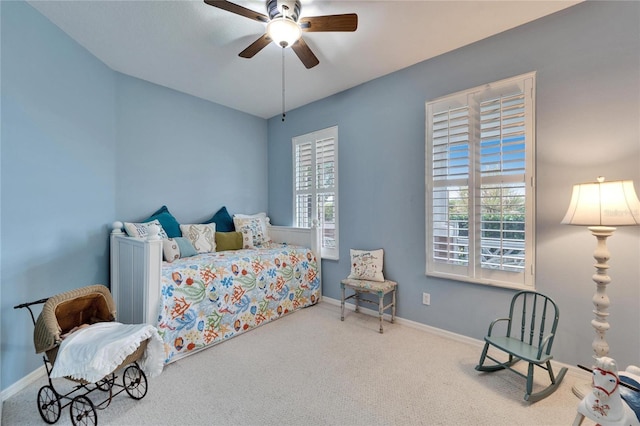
15,285,150,426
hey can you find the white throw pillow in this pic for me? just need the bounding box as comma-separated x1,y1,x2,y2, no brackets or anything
180,223,216,254
348,249,385,282
234,212,268,219
124,220,168,240
240,228,255,249
233,213,270,247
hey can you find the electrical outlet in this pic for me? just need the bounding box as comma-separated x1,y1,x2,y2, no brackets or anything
422,292,431,305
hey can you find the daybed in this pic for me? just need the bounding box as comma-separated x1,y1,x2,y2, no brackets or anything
110,209,321,364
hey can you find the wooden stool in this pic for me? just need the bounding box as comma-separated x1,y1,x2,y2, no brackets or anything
340,278,397,333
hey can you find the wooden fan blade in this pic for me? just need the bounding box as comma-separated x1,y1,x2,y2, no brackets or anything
291,37,319,69
299,13,358,32
203,0,269,23
239,34,272,58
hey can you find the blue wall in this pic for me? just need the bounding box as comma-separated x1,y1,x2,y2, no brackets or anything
0,1,267,391
1,0,117,391
267,1,640,369
114,74,267,223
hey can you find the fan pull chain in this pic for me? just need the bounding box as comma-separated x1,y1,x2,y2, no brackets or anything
281,45,286,122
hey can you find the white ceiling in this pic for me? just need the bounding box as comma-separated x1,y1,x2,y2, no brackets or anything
28,0,580,119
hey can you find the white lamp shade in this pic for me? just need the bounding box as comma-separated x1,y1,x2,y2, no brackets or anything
562,178,640,226
267,17,301,47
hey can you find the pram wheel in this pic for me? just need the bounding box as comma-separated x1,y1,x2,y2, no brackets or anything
96,373,115,391
123,364,148,400
70,395,97,426
37,385,61,424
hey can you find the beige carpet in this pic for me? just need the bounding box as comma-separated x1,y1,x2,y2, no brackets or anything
2,302,595,425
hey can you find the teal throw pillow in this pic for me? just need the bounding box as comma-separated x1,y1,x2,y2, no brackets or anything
145,205,181,238
204,206,234,232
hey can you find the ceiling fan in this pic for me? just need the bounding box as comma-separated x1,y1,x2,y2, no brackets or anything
204,0,358,69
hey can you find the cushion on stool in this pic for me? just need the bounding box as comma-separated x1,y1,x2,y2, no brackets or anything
341,278,397,293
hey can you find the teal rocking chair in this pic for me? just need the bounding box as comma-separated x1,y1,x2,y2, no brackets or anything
475,290,568,402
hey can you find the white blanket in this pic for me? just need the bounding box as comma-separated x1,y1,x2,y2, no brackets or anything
50,322,164,383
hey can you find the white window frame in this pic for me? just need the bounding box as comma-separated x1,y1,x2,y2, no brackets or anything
425,72,536,289
293,126,339,260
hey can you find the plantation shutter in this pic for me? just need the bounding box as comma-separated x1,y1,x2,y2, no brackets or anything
426,72,535,289
295,142,313,229
431,102,471,272
293,126,339,259
479,92,527,276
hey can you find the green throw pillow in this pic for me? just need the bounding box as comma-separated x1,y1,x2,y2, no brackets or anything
215,232,243,251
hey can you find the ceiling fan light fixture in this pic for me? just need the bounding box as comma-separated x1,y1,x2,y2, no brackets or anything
267,17,301,48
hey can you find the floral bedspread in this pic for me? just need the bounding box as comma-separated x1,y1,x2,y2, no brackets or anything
157,243,320,363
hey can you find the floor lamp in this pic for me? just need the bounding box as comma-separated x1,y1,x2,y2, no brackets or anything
561,177,640,398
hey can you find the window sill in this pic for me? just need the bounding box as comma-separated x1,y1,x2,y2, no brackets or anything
426,271,534,291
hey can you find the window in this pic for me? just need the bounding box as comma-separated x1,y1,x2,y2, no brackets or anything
425,72,536,289
293,126,339,260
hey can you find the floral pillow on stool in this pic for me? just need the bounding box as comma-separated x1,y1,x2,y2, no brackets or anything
348,249,385,282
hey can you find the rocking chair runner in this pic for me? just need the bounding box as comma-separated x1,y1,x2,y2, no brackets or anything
475,290,568,402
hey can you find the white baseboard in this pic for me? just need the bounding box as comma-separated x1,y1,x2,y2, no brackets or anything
1,365,46,402
322,297,590,381
323,296,483,347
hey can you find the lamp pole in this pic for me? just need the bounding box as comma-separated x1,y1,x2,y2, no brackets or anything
572,226,616,399
588,226,615,359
